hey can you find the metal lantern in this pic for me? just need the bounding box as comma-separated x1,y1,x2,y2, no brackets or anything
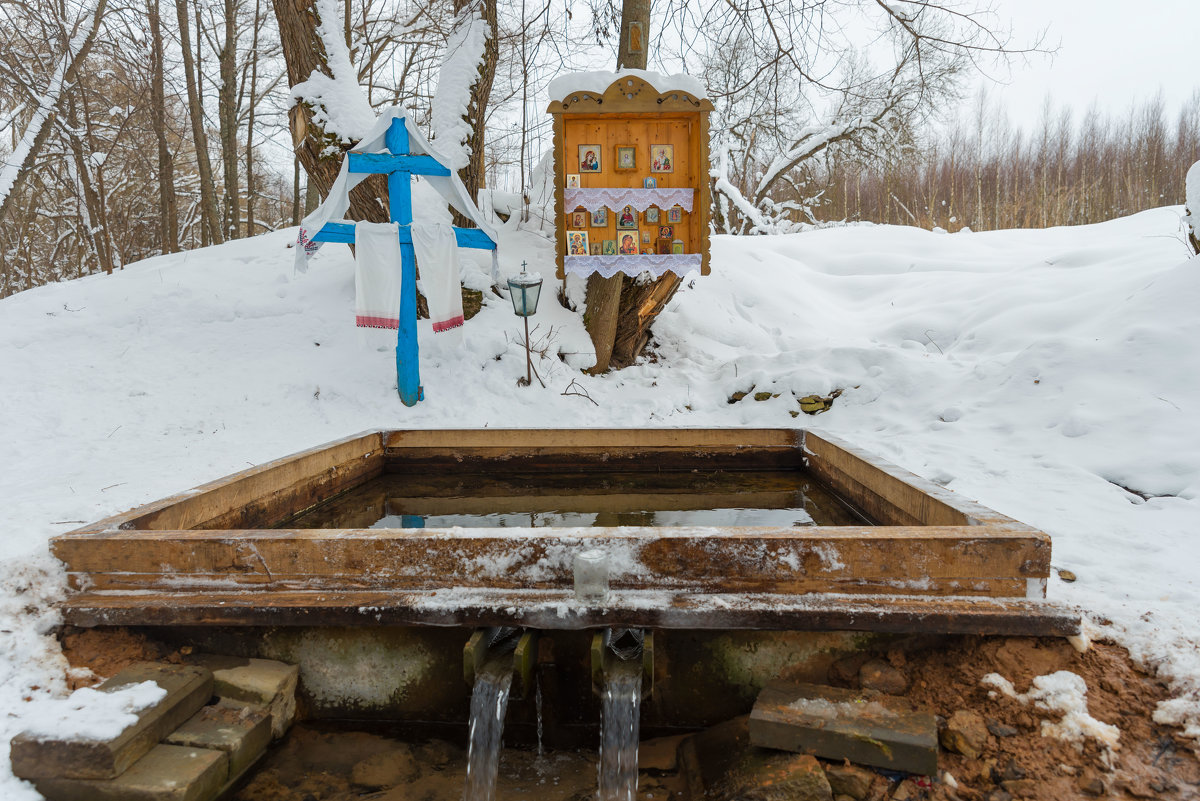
507,264,544,386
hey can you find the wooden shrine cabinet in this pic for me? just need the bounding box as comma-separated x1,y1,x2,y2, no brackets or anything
548,73,714,281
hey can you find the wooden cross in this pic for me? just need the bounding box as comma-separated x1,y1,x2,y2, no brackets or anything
310,117,496,406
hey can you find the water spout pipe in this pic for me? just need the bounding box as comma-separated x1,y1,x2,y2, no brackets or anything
591,628,654,699
464,627,540,700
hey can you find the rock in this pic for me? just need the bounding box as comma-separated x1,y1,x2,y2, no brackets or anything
638,734,686,772
859,660,908,695
836,796,857,801
1001,779,1037,798
351,746,418,788
753,392,777,401
829,654,869,687
985,719,1018,738
939,710,989,759
680,717,833,801
825,763,875,799
1077,771,1105,796
995,758,1025,783
985,790,1012,801
1058,569,1077,582
416,739,459,770
890,779,919,801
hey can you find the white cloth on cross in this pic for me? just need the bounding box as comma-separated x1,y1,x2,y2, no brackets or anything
411,223,464,333
354,222,402,330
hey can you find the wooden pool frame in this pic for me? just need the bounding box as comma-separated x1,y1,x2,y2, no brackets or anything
52,429,1078,636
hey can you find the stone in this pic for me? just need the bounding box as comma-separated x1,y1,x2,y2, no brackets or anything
416,739,459,769
639,734,686,772
891,779,918,801
11,663,213,781
184,654,298,739
33,744,226,801
829,654,869,686
1001,779,1037,798
1058,569,1077,582
939,710,989,759
165,699,271,783
995,758,1026,782
351,746,419,788
858,660,908,695
680,716,833,801
986,790,1013,801
824,763,875,799
985,719,1018,738
1078,774,1106,796
749,681,938,776
836,796,856,801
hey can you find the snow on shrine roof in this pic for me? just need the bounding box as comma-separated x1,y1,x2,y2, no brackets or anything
547,70,707,103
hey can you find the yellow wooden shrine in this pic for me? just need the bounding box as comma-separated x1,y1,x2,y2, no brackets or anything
547,72,714,281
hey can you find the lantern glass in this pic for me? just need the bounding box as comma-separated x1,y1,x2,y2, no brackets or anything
508,272,543,317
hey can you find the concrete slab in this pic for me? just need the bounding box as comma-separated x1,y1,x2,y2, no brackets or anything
11,663,213,780
185,654,297,738
748,680,938,776
165,699,271,781
33,744,226,801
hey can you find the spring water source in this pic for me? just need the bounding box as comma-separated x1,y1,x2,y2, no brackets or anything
464,656,515,801
598,634,644,801
280,469,870,529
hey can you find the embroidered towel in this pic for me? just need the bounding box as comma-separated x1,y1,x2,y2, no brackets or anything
410,223,464,333
354,222,402,329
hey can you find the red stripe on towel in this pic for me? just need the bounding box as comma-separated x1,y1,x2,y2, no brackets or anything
356,315,399,329
432,315,464,333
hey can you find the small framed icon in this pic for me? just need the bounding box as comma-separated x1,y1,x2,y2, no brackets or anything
602,239,617,255
667,206,683,224
643,176,657,189
590,243,602,255
616,205,638,230
566,173,580,188
618,233,639,255
658,225,673,239
591,207,608,227
650,144,673,173
578,145,601,172
615,146,636,171
641,231,651,245
644,206,659,224
571,211,587,228
656,237,672,255
567,230,590,255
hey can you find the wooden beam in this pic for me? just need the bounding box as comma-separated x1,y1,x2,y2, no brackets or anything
347,152,451,176
57,590,1080,636
311,221,495,250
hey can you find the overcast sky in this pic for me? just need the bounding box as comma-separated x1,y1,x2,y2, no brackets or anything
983,0,1200,130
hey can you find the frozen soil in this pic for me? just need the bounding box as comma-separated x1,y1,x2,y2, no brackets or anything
56,629,1200,800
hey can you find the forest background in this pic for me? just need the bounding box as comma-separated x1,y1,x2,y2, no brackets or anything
1,0,1197,300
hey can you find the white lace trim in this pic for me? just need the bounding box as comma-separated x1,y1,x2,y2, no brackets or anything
564,253,702,279
565,187,694,213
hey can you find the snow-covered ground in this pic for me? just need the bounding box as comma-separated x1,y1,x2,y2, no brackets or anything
2,206,1198,798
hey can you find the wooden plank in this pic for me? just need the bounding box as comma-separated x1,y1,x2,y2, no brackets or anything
805,431,1031,530
51,527,1049,593
383,427,800,449
10,663,213,780
65,431,383,533
57,590,1080,635
749,680,938,775
347,152,451,176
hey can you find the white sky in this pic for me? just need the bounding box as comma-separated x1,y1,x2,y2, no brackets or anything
984,0,1200,130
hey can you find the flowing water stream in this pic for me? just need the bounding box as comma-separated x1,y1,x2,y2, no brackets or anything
598,657,643,801
464,656,515,801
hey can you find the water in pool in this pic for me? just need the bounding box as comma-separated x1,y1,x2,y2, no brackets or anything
279,469,870,529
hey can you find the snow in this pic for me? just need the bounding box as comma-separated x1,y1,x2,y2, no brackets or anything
431,4,491,171
1186,160,1200,243
3,206,1200,796
982,671,1120,753
18,681,166,742
290,0,376,144
547,70,707,103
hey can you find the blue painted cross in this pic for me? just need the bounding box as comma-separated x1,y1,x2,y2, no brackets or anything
310,117,497,406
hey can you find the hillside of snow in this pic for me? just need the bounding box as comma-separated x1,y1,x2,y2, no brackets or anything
1,207,1199,797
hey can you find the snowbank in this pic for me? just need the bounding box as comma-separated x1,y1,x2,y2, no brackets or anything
2,207,1200,796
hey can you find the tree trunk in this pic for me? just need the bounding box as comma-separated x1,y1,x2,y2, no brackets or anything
450,0,498,226
148,0,179,253
0,0,108,228
175,0,223,245
272,0,388,222
244,0,261,236
585,0,682,373
219,0,240,240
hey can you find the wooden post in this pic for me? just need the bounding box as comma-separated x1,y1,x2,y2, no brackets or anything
385,119,422,406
